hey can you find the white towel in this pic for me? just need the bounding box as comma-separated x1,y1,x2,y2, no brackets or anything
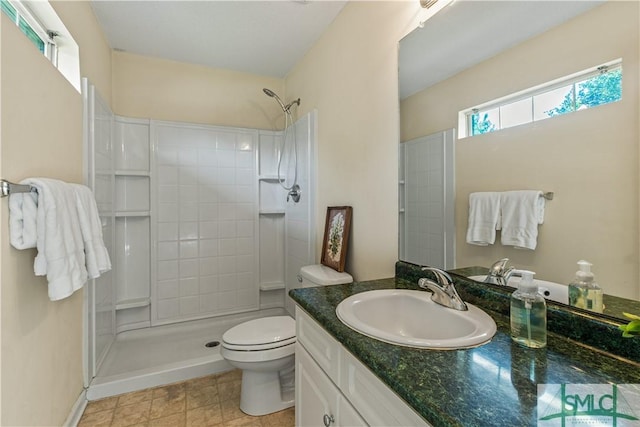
9,189,38,250
28,178,88,300
500,190,545,250
466,192,501,246
8,178,114,301
71,184,111,279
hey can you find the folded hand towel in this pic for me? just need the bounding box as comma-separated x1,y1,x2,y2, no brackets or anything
9,189,38,250
500,190,545,250
466,192,501,246
72,184,111,278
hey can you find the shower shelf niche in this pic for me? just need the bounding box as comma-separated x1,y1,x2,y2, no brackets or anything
257,131,288,309
259,282,286,291
115,170,149,176
115,211,149,217
258,175,285,182
112,116,152,333
259,209,285,215
115,297,151,311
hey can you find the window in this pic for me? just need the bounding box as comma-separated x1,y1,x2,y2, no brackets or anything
461,60,623,138
1,0,80,92
1,0,57,64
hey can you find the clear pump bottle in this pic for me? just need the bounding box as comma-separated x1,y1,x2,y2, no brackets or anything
568,260,603,313
510,270,547,348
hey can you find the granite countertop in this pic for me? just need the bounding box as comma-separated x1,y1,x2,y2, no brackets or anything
289,275,640,427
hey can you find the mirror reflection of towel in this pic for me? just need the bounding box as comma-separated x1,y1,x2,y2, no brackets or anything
466,192,501,246
500,190,545,250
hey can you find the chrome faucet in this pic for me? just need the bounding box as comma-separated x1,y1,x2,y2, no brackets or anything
418,267,468,311
483,258,515,287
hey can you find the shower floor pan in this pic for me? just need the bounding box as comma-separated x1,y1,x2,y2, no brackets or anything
87,308,287,400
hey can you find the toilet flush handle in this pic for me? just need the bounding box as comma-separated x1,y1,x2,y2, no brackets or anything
323,414,335,427
297,275,303,283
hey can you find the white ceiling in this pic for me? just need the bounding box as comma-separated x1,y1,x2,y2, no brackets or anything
399,0,605,99
90,0,604,96
90,0,347,78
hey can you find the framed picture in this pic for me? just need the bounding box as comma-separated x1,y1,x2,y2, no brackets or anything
321,206,353,272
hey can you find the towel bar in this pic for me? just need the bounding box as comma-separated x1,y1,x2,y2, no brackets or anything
541,192,554,200
0,179,36,198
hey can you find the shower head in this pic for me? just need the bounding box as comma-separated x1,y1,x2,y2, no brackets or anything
263,88,300,113
263,88,286,112
263,88,278,98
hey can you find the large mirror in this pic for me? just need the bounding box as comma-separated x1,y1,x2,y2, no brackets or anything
398,0,640,320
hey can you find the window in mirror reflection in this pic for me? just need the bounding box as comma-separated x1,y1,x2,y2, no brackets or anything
462,59,622,138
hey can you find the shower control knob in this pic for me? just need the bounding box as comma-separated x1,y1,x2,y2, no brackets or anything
287,184,301,203
323,414,335,427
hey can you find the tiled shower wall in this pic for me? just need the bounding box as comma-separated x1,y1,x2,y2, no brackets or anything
153,123,258,324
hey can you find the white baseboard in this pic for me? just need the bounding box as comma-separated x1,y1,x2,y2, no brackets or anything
63,389,87,427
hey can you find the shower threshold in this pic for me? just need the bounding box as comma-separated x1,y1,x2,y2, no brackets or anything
87,307,287,400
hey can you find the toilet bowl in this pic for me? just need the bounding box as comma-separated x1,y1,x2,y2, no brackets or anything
221,316,296,416
221,265,353,416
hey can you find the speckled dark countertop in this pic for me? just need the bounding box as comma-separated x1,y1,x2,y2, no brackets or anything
289,263,640,427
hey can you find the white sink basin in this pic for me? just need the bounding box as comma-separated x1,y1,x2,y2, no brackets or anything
468,275,569,305
336,289,497,350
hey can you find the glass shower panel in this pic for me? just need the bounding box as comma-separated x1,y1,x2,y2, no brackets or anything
401,129,455,269
153,123,259,325
83,79,115,383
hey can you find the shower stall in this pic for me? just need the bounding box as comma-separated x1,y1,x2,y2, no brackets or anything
82,79,316,399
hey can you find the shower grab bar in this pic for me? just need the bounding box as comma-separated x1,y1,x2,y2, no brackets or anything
1,179,36,198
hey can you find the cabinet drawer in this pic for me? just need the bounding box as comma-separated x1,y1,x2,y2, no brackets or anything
340,350,429,427
296,307,341,383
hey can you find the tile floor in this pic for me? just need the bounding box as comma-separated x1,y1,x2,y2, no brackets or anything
78,370,295,427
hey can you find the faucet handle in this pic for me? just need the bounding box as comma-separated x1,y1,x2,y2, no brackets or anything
419,277,468,311
488,258,510,275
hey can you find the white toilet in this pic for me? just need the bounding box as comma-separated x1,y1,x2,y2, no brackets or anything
221,264,352,416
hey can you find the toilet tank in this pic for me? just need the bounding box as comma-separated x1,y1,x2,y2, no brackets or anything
298,264,353,288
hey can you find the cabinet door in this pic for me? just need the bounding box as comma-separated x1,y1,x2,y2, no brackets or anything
296,343,367,427
296,343,339,427
337,395,367,426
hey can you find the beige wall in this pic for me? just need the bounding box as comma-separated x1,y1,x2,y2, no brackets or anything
0,1,112,424
285,1,423,281
401,2,640,299
112,52,286,130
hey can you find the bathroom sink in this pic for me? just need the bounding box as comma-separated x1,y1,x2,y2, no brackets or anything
335,289,497,350
468,275,568,304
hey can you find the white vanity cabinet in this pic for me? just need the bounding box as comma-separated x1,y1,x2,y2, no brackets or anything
297,343,366,426
295,307,430,427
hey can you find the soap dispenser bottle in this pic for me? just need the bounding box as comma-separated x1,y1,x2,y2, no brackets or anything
510,270,547,348
568,260,603,313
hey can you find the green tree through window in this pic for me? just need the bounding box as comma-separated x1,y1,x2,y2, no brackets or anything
546,69,622,116
1,0,46,53
471,112,497,136
465,63,622,138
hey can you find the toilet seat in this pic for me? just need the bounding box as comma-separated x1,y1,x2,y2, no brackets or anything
222,316,296,351
221,341,295,363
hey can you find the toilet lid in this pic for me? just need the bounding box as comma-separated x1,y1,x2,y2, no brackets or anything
222,316,295,347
